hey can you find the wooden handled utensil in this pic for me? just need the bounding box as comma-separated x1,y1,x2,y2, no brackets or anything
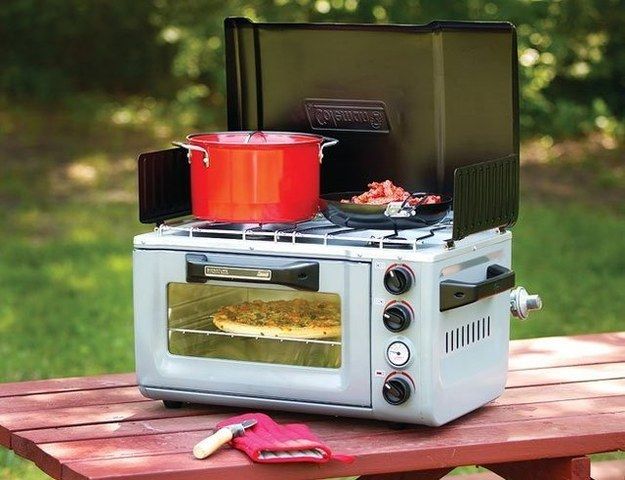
193,419,257,459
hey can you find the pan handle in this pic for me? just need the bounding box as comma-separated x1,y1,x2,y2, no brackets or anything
172,141,210,167
319,137,339,163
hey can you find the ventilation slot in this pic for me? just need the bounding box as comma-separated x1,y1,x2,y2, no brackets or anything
445,316,491,354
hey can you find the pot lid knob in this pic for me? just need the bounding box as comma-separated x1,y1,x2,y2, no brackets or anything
245,131,268,144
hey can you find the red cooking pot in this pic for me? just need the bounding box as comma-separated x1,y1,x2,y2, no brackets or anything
173,131,338,223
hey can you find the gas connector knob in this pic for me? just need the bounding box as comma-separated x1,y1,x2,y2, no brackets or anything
510,286,543,320
382,376,411,405
384,265,413,295
383,303,413,332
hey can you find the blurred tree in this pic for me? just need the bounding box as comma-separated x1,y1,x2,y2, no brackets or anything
0,0,175,99
1,0,624,139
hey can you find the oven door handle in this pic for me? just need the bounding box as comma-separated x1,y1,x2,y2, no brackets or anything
186,254,320,291
439,264,515,312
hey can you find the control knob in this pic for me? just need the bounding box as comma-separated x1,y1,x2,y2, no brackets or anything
382,376,411,405
384,265,413,295
383,303,413,332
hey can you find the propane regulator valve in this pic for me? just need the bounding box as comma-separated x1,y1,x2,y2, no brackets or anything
510,287,543,320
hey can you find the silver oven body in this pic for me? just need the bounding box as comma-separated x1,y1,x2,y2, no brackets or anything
133,223,513,425
131,19,539,426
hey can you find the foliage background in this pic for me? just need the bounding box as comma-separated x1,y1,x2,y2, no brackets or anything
2,0,625,140
1,1,624,478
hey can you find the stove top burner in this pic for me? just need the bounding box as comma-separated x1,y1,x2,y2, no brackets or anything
158,215,454,250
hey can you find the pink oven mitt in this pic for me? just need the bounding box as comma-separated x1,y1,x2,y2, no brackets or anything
215,413,354,464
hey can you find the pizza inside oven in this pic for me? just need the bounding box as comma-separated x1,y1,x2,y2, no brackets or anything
210,299,341,339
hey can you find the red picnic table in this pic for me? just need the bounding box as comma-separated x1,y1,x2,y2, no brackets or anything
1,332,624,480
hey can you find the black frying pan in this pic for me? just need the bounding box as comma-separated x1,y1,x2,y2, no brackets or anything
319,192,452,230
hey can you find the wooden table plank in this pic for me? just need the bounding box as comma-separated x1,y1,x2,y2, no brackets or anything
485,456,591,480
13,395,625,479
508,332,625,371
3,360,622,441
0,332,623,480
60,412,625,480
0,373,136,398
12,394,625,449
0,401,189,448
2,374,621,448
491,378,625,406
12,410,298,446
506,362,625,388
0,386,145,414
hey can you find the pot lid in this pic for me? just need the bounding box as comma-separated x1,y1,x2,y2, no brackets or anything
188,130,324,147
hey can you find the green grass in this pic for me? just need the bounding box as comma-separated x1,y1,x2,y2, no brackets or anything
1,105,624,478
512,200,625,339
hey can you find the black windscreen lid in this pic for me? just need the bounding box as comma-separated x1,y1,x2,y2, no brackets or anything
138,148,191,224
225,17,519,199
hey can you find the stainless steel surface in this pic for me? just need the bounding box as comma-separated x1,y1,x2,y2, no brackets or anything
133,20,536,427
154,215,454,251
134,227,516,424
134,249,372,406
228,418,257,437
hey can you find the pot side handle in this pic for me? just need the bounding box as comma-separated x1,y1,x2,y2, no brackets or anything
319,137,339,163
172,141,210,167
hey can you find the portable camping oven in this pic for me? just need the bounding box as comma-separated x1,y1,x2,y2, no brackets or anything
133,18,542,425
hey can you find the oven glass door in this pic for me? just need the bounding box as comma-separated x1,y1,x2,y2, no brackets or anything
168,282,342,368
134,249,371,407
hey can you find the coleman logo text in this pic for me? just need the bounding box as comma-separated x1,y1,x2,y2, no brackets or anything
204,266,272,281
304,99,390,133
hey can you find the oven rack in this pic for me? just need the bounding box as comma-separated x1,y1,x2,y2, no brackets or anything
168,327,341,346
156,217,453,250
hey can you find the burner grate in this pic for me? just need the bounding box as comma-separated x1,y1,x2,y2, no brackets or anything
156,216,453,250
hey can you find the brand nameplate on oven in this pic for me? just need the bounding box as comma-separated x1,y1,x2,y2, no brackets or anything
304,99,390,133
203,266,272,281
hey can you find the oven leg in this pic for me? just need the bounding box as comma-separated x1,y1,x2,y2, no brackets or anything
163,400,183,409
